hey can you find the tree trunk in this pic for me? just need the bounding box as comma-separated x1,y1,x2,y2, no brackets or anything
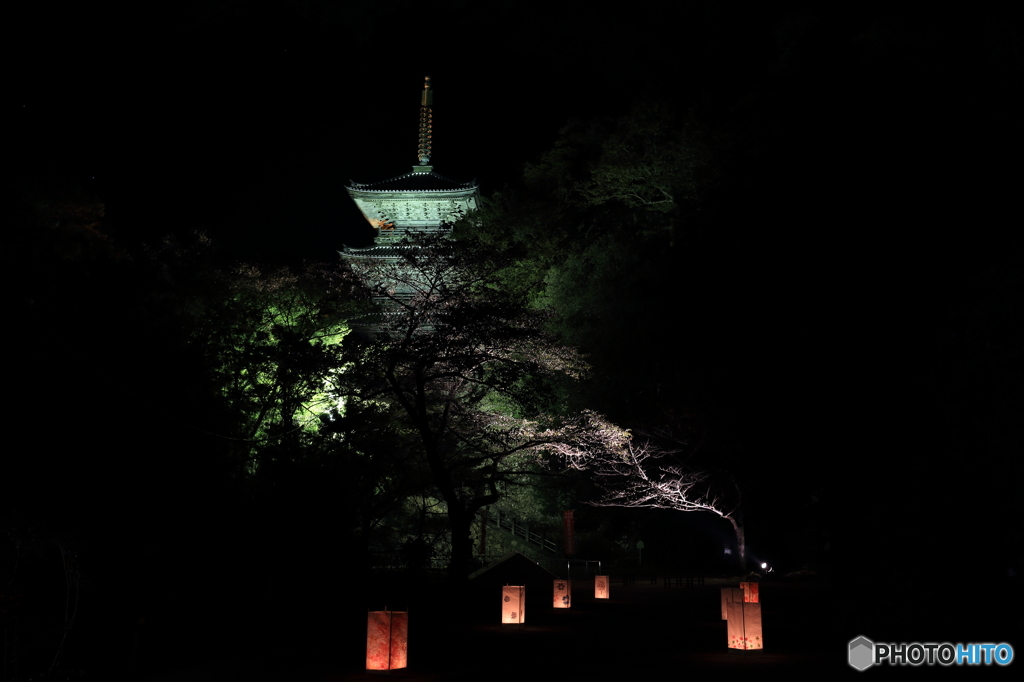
727,514,746,569
447,506,473,588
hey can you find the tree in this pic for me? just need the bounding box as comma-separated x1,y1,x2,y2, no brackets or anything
148,237,463,571
523,99,723,247
144,236,454,639
150,236,355,476
563,438,746,567
454,100,733,425
342,232,630,581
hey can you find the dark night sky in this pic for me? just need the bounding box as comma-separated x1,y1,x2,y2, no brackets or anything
6,1,872,261
8,1,670,261
8,1,1017,273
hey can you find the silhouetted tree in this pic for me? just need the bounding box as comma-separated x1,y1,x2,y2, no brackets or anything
342,232,630,581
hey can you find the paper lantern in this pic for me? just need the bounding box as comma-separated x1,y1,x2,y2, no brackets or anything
721,587,744,620
502,585,526,624
366,610,408,670
726,602,763,650
594,575,610,599
740,581,759,602
553,580,571,608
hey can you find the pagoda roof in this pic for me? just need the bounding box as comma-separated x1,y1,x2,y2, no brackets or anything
339,242,420,258
347,168,478,194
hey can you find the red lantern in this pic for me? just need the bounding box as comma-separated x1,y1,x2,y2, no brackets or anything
726,602,763,650
594,575,610,599
740,581,759,602
553,579,571,608
502,585,526,624
365,610,408,670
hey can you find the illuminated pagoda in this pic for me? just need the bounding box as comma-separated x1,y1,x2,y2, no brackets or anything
341,76,479,333
342,76,479,255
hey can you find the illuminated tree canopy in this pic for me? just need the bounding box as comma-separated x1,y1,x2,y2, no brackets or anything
151,236,355,474
566,438,746,565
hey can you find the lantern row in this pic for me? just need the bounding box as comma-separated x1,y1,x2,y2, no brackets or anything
367,577,764,669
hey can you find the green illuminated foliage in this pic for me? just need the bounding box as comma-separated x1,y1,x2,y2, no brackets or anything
155,238,356,475
212,264,351,451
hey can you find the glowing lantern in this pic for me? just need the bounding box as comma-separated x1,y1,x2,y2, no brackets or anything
553,580,571,608
365,610,408,670
502,585,525,624
740,581,759,602
726,602,763,650
594,575,610,599
721,587,744,620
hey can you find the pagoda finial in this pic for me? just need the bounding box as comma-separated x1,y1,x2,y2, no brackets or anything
417,76,433,166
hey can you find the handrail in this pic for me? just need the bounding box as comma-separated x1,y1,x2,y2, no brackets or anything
480,507,558,554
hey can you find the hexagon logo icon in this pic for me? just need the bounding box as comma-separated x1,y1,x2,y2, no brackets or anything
849,636,874,671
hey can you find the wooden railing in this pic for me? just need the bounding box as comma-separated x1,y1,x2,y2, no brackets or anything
481,507,558,554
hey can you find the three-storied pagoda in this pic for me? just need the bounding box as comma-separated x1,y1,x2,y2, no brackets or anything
340,76,480,334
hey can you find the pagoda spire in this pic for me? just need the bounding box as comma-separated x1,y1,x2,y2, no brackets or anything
417,76,433,166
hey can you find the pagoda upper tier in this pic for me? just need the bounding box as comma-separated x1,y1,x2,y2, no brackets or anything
343,75,479,247
346,165,479,244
